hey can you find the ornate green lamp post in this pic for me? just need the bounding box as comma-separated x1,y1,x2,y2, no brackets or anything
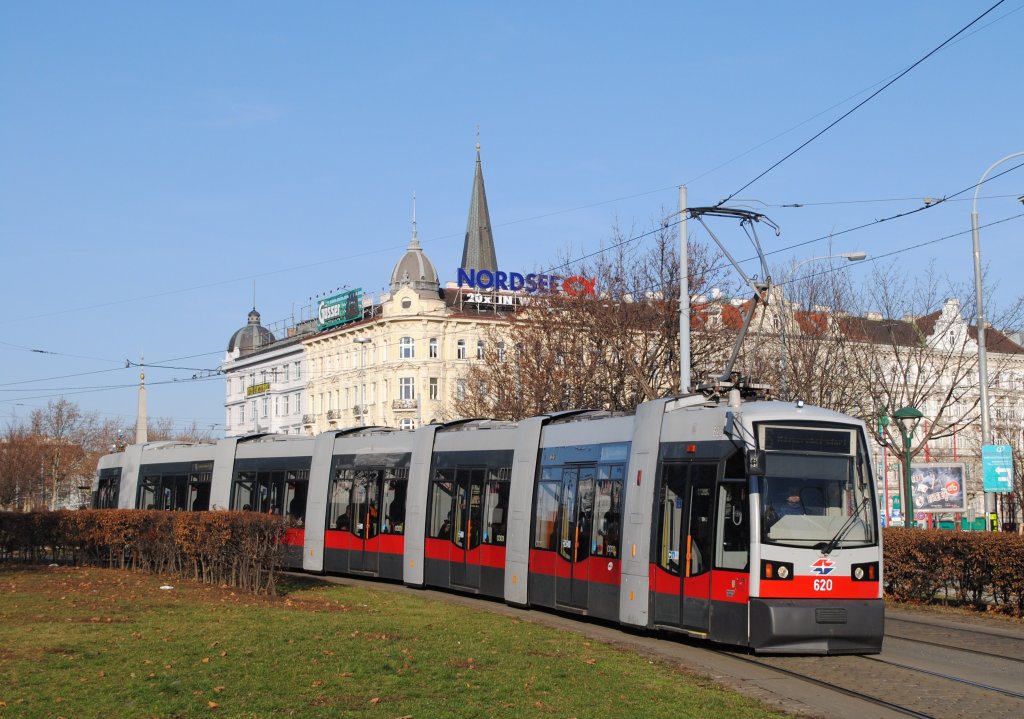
893,406,924,528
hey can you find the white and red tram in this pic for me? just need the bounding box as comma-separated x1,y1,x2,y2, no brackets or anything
93,393,883,654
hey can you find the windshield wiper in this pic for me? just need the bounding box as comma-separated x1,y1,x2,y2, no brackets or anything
819,497,869,555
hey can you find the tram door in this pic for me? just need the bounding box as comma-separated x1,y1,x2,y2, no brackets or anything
681,468,716,631
656,463,716,630
555,466,595,609
450,468,485,589
350,469,383,573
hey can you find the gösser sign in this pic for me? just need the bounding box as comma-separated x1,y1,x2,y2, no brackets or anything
317,288,363,330
457,267,596,296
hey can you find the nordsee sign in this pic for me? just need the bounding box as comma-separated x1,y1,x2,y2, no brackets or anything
317,288,363,330
457,268,596,296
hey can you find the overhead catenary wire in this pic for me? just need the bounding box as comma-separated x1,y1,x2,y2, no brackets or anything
716,0,1009,207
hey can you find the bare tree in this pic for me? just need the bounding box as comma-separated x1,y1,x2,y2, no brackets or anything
29,399,105,509
739,260,864,410
0,423,44,510
148,417,216,443
458,219,737,420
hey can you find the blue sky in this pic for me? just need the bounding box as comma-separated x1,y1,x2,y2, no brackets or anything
1,2,1022,434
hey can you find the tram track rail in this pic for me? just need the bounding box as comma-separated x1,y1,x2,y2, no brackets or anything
884,615,1024,663
861,655,1024,700
715,650,939,719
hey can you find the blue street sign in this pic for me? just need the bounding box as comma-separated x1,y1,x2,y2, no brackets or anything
982,444,1014,492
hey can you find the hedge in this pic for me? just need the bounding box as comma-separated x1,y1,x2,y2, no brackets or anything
3,512,1021,612
0,510,285,595
883,527,1024,616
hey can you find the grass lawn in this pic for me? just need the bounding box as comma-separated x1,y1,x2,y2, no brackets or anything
0,565,789,719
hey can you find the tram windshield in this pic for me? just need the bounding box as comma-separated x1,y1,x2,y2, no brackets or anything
760,452,877,549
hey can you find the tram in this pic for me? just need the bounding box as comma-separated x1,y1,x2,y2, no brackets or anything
93,392,883,654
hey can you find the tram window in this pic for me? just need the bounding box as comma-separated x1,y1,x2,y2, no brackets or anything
533,480,560,550
284,471,310,525
381,469,408,534
328,472,354,531
429,472,455,539
482,468,511,545
349,470,382,539
140,476,159,510
188,472,212,512
592,475,622,558
95,470,121,509
715,483,749,571
687,468,716,577
567,468,595,563
658,464,685,575
760,453,876,548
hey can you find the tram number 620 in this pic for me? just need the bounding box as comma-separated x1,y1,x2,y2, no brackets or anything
813,578,833,592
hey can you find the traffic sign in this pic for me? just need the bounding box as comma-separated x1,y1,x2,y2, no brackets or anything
982,445,1014,492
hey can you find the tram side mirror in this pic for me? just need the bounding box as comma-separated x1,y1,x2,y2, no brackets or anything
745,450,766,476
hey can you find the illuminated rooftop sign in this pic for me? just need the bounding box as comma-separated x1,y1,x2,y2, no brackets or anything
457,268,595,296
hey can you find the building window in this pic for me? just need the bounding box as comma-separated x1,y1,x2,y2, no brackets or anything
400,418,415,430
476,340,485,360
399,377,415,400
429,337,438,358
283,394,290,415
283,364,290,382
457,339,467,360
497,341,506,362
429,377,439,400
295,393,301,414
262,397,269,418
239,405,245,424
294,362,301,380
400,336,415,359
274,396,279,416
456,379,467,401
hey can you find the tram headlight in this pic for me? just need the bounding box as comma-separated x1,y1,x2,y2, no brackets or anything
761,559,794,580
851,561,878,582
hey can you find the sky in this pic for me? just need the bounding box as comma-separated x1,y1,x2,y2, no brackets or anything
1,1,1022,436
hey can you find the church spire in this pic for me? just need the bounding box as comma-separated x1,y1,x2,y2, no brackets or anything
460,137,498,276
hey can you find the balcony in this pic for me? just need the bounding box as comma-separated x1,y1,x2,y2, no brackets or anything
392,398,419,412
302,414,316,425
327,409,341,420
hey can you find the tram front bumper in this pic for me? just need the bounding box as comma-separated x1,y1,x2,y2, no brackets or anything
749,598,884,655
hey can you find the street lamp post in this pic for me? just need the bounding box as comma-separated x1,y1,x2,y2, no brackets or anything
893,405,924,529
354,337,372,426
971,151,1024,531
777,251,867,399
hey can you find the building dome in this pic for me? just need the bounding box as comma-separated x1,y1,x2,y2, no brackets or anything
227,308,276,356
390,198,440,296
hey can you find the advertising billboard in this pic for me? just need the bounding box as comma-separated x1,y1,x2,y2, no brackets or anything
909,463,966,512
317,288,363,331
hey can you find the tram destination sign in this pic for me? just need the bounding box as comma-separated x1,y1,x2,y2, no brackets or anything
317,288,363,331
762,426,852,454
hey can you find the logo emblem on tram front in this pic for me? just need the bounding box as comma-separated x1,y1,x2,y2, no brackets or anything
810,557,835,575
